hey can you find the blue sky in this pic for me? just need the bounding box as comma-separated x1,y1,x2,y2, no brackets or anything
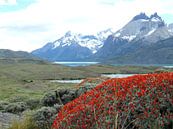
0,0,36,12
0,0,173,51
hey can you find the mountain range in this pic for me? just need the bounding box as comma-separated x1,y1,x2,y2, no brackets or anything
32,29,113,61
32,12,173,64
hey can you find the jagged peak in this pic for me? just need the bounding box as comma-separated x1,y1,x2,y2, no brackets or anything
64,31,80,37
150,12,163,21
131,12,164,22
64,31,73,37
131,12,149,21
97,28,113,36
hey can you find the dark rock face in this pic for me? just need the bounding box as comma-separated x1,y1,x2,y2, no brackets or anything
105,37,173,64
93,35,129,59
131,12,149,21
32,43,92,61
150,12,162,21
92,13,173,64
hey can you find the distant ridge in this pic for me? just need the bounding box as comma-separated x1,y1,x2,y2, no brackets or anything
0,49,36,59
0,49,48,64
32,12,173,64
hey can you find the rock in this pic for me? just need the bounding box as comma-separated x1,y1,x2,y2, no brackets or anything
0,112,20,129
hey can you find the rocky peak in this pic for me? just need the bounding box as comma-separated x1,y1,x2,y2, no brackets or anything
64,31,76,37
131,12,149,21
150,12,162,20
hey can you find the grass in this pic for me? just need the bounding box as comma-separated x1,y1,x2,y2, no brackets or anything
8,115,39,129
1,60,171,129
0,78,76,101
0,60,172,101
73,65,163,74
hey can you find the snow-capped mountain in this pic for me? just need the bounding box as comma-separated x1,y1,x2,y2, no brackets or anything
32,12,173,64
94,12,173,64
32,29,113,61
168,23,173,32
51,29,113,54
53,31,101,54
113,12,166,42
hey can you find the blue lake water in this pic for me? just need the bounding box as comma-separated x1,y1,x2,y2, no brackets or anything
54,62,99,67
101,74,136,78
50,74,136,84
163,66,173,68
54,62,173,67
50,80,83,83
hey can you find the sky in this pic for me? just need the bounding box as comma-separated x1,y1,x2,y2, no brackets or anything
0,0,173,52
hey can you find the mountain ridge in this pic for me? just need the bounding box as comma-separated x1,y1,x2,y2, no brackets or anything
32,12,173,64
0,49,48,64
32,29,113,61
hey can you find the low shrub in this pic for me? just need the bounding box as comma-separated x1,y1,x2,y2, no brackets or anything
41,89,77,106
53,104,63,111
25,99,40,110
52,73,173,129
5,102,28,114
0,101,9,111
41,92,59,106
32,107,57,129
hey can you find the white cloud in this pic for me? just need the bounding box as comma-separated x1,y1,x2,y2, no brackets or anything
0,0,173,51
0,0,16,5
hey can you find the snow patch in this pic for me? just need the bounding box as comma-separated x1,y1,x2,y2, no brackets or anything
122,35,136,41
151,18,160,22
78,39,103,54
52,31,108,53
97,28,114,41
168,29,173,33
145,29,156,36
139,19,149,22
53,42,60,48
115,33,120,37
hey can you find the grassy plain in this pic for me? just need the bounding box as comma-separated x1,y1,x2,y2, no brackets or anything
0,59,172,101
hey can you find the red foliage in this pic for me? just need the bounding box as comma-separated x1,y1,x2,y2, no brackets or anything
52,73,173,129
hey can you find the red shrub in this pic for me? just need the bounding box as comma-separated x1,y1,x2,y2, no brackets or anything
52,73,173,129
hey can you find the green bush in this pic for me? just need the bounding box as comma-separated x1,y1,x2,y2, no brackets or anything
25,99,40,110
59,89,77,104
53,104,63,112
41,92,57,106
0,101,9,111
41,89,77,106
32,107,57,129
5,102,28,114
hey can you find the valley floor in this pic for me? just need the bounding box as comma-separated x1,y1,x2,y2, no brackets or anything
0,61,172,129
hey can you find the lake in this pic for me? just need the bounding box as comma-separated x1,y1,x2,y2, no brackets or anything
163,66,173,68
102,74,136,78
50,74,136,84
54,62,99,67
54,62,173,67
50,80,83,83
